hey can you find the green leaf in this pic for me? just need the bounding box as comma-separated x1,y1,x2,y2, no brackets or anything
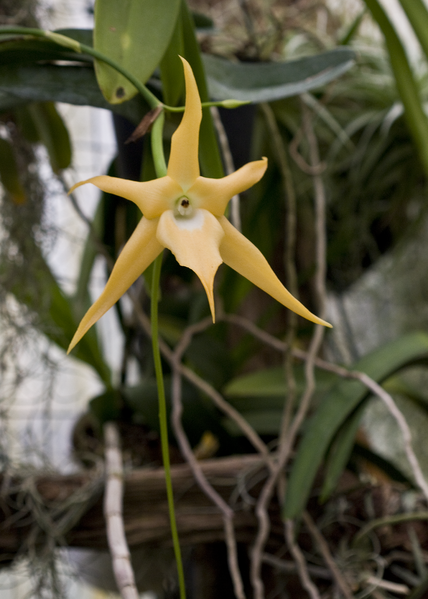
222,366,337,436
224,365,337,399
93,0,180,104
191,11,214,31
283,332,428,519
0,63,147,123
15,104,40,143
0,137,26,203
72,197,104,318
180,0,224,178
320,402,366,501
224,409,288,436
398,0,428,65
4,244,111,385
363,0,428,176
27,102,72,172
203,47,356,103
160,10,185,107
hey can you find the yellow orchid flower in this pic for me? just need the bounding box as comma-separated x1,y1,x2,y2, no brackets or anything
68,57,331,353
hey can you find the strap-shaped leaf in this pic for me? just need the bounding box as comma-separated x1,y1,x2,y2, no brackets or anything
93,0,180,104
27,102,71,172
283,332,428,519
224,366,337,400
363,0,428,176
398,0,428,64
203,47,355,103
0,63,147,122
4,245,111,385
0,137,26,203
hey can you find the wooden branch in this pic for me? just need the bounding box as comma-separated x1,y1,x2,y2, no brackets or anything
0,455,275,559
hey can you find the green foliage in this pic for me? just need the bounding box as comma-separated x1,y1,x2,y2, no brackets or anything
283,333,428,519
2,3,428,562
0,137,26,203
203,48,355,103
93,0,181,104
363,0,428,177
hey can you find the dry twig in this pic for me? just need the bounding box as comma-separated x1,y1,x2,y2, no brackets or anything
285,520,321,599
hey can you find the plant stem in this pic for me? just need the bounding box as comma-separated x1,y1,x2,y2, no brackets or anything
0,26,160,109
149,82,186,599
151,255,186,599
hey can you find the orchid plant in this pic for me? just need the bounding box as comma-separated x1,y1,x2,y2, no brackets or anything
4,2,428,598
67,57,330,354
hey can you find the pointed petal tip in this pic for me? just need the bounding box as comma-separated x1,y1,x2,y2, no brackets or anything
311,315,333,328
67,334,79,355
69,177,98,195
68,180,84,195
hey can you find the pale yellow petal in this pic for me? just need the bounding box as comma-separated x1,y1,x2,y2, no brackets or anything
219,217,332,327
69,175,182,219
167,57,202,190
68,217,163,353
156,209,224,320
188,158,268,215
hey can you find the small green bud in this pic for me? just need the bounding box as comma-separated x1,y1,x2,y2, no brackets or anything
221,99,252,109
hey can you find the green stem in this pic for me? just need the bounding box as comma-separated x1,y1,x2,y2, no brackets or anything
151,111,167,177
0,26,160,109
0,26,246,116
149,80,186,599
151,254,186,599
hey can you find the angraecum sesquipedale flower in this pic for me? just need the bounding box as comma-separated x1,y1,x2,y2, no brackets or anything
67,57,331,353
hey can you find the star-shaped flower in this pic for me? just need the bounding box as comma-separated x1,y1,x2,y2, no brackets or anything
68,57,330,353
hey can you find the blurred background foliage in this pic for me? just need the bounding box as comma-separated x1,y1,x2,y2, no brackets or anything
3,0,428,597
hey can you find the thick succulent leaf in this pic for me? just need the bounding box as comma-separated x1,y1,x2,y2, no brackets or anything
3,245,111,385
73,197,104,319
0,137,26,203
15,104,40,142
203,47,355,103
159,13,185,107
223,366,337,436
93,0,180,104
224,365,336,399
320,402,366,501
0,63,147,123
225,409,290,436
283,332,428,519
28,102,71,172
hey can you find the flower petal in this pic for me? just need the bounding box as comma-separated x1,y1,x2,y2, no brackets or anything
219,217,332,327
188,158,268,215
68,217,163,353
69,175,182,219
156,209,224,320
167,57,202,190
